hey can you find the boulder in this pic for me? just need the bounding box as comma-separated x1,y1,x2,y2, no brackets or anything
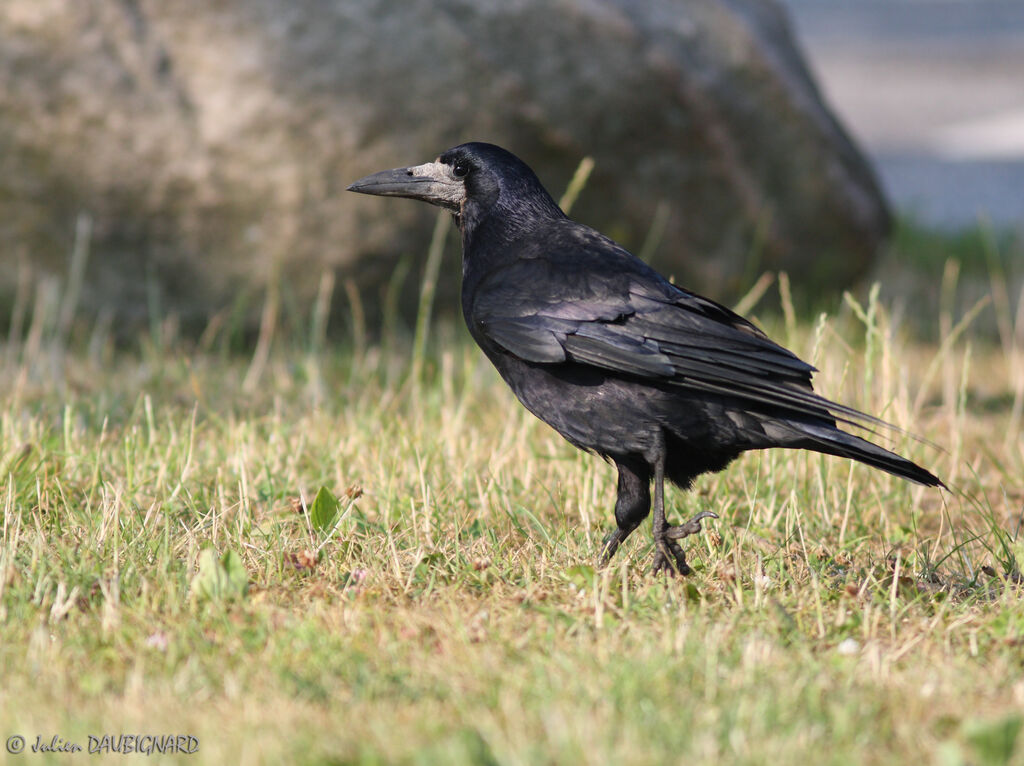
0,0,890,330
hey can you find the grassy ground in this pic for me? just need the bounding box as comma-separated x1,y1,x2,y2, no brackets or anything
1,258,1023,764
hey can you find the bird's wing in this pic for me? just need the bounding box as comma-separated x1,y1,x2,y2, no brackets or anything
472,245,882,428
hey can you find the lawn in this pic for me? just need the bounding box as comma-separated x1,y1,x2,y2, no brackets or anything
0,249,1022,764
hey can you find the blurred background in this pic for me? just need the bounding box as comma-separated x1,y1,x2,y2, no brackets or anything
783,0,1024,230
0,0,1020,341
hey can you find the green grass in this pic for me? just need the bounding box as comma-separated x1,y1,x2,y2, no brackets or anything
888,215,1023,278
2,256,1024,764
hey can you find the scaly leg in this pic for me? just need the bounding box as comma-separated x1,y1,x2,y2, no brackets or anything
649,450,684,574
649,438,717,575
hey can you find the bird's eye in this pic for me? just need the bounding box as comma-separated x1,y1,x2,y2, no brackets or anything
453,160,470,178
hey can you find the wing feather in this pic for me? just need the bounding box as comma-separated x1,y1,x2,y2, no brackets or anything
470,234,887,430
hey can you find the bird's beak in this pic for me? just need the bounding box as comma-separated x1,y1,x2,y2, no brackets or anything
346,161,465,211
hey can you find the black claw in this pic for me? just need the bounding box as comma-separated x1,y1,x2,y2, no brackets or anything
650,550,674,575
650,542,692,576
665,510,719,540
667,539,691,575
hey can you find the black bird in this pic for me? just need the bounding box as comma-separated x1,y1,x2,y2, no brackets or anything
348,142,944,574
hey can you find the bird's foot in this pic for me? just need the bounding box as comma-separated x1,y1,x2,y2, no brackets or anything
650,511,718,576
665,511,718,540
651,539,691,576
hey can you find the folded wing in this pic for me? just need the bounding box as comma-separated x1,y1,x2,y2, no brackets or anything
472,242,887,431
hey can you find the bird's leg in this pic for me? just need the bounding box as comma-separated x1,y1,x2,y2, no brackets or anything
650,467,686,575
600,459,651,566
646,439,687,575
648,439,716,576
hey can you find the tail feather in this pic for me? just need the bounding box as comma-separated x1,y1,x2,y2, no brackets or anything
796,423,946,489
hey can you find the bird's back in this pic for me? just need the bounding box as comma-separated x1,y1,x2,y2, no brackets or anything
462,215,941,489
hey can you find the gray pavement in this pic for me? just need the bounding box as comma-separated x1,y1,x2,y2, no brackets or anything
781,0,1024,230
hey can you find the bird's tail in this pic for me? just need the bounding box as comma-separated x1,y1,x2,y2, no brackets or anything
795,423,946,488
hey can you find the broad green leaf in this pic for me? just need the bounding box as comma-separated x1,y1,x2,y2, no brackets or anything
309,485,340,533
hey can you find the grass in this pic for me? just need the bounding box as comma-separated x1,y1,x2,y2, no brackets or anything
1,226,1024,765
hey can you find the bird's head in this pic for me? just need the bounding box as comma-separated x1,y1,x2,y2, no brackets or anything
347,142,564,231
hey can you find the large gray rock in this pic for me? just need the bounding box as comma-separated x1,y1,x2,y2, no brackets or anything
0,0,889,329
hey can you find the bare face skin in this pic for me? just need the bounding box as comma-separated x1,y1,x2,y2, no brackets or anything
347,160,467,212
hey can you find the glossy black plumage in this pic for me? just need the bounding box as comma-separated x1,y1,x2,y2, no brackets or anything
348,142,944,574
